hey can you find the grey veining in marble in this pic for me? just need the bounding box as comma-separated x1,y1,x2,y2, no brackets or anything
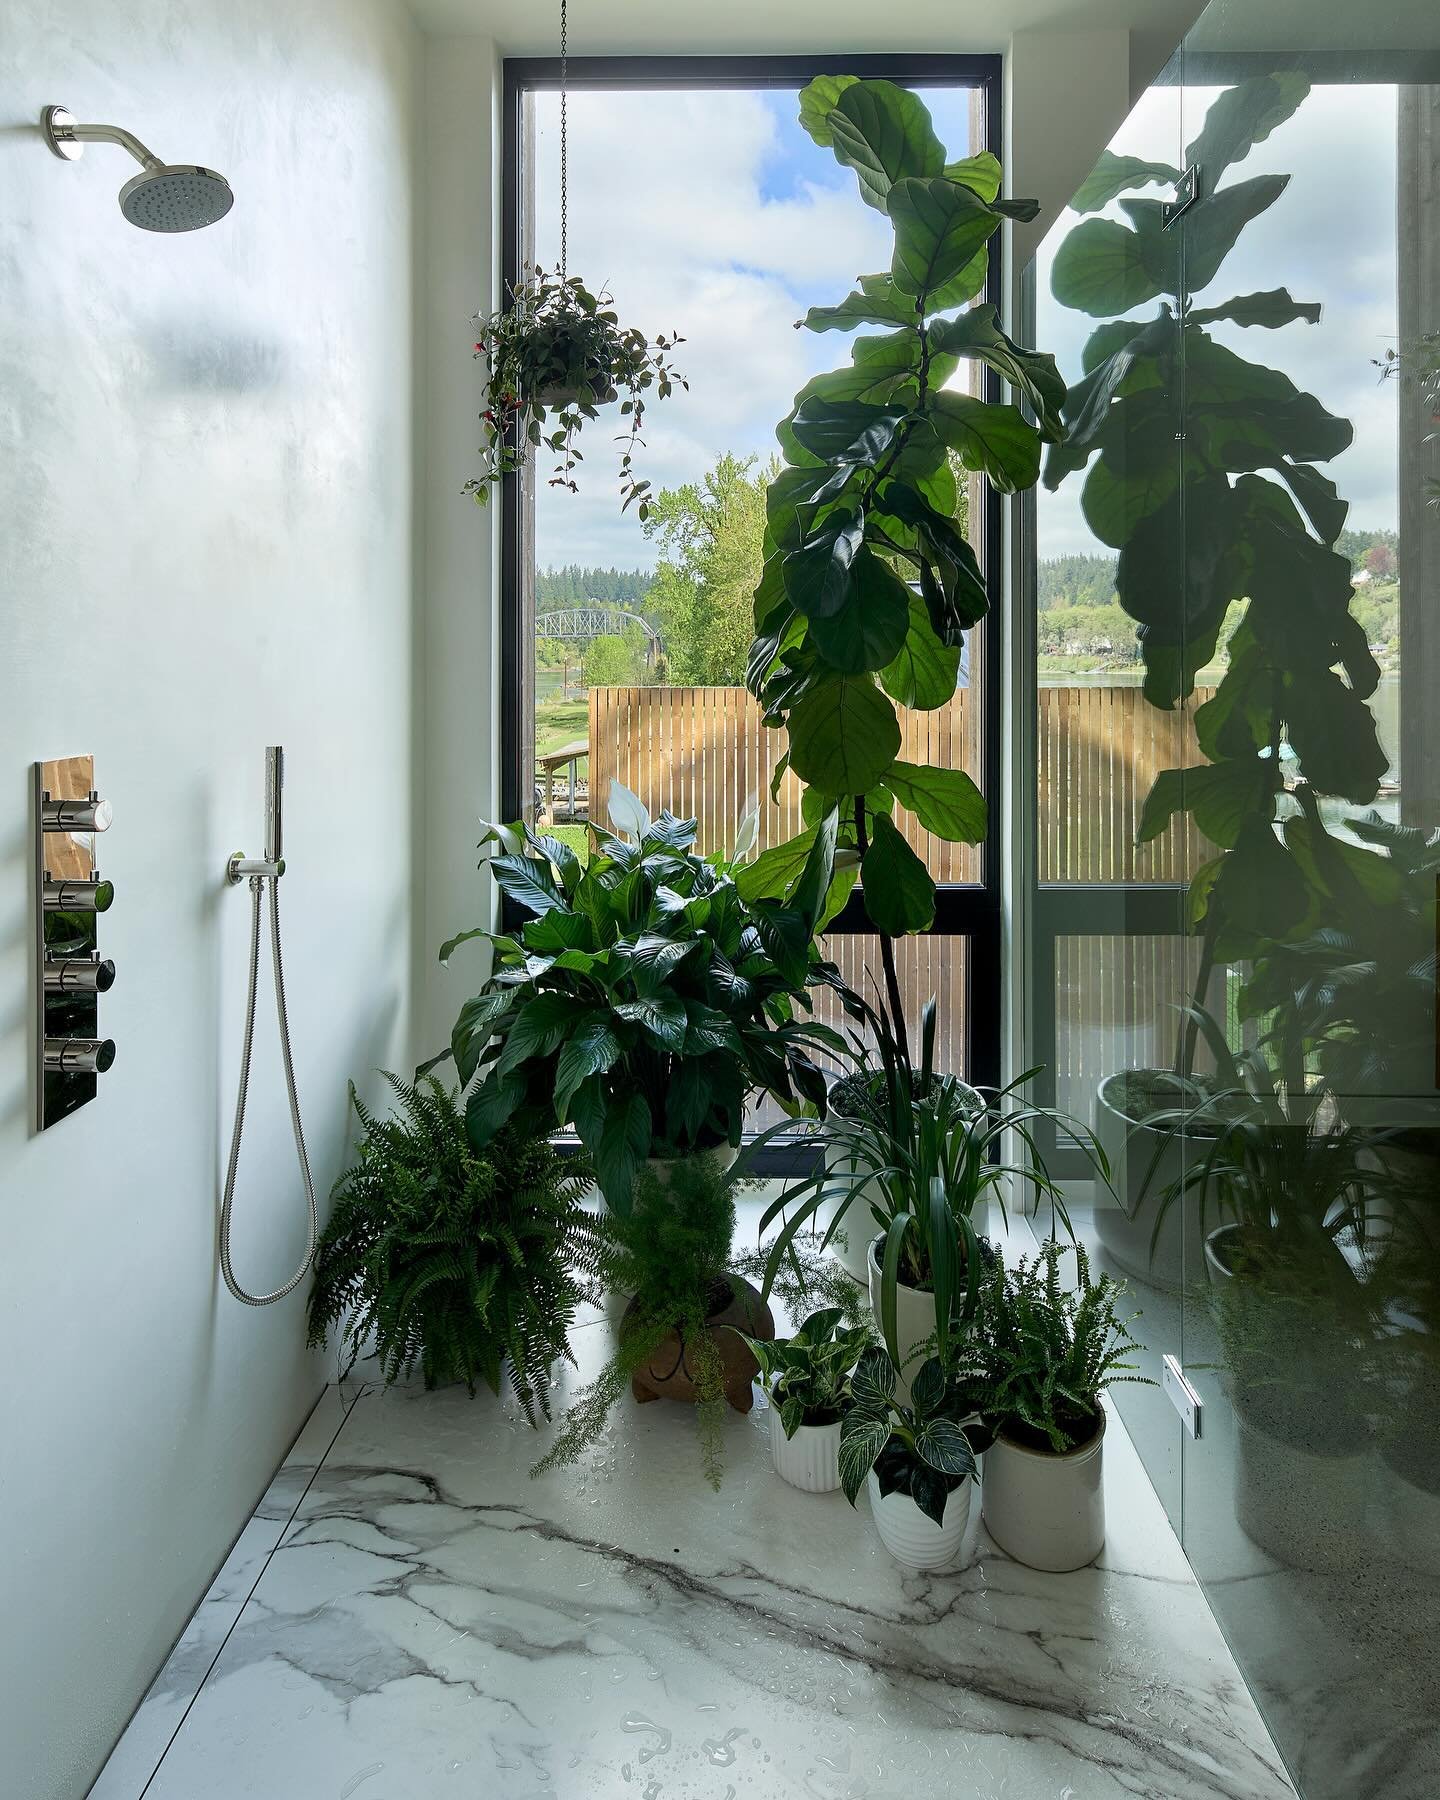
89,1386,358,1800
98,1320,1294,1800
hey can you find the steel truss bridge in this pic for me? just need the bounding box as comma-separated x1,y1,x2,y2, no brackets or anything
535,605,662,663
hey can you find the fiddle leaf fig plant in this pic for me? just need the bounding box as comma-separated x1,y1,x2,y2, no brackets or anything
467,263,685,517
1044,75,1389,1002
744,76,1063,1051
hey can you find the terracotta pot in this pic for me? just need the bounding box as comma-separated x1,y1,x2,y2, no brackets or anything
867,1468,973,1569
982,1411,1107,1572
867,1237,937,1404
624,1272,773,1413
768,1411,841,1493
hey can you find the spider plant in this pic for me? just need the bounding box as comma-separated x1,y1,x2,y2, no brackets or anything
738,982,1108,1366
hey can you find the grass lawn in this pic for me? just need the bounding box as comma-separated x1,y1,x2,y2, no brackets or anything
535,694,589,760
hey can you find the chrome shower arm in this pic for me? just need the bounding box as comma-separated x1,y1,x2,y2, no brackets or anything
43,108,161,169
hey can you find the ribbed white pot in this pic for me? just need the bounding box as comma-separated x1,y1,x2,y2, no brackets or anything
767,1410,841,1493
867,1239,937,1404
982,1412,1107,1572
820,1142,883,1279
867,1469,973,1569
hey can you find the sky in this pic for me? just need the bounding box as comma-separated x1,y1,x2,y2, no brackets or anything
510,78,1401,574
527,83,976,571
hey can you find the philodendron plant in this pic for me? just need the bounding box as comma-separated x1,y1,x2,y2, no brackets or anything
434,784,843,1212
1044,75,1389,1029
742,76,1064,1051
840,1346,978,1525
742,1306,873,1439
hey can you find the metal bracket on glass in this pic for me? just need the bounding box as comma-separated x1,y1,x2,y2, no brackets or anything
1163,165,1201,228
1162,1353,1204,1439
34,755,116,1130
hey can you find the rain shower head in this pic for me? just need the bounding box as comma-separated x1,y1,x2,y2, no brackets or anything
42,104,233,232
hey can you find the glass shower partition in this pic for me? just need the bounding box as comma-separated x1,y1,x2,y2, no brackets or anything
1033,6,1440,1796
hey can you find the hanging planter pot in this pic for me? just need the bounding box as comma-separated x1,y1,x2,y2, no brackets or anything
464,0,684,515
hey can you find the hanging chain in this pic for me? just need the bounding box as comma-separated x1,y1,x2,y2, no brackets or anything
559,0,568,279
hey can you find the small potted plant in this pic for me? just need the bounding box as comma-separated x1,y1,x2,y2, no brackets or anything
966,1239,1147,1572
741,1307,874,1493
747,986,1104,1401
466,264,684,517
839,1347,981,1569
306,1074,603,1422
532,1157,770,1490
434,784,843,1217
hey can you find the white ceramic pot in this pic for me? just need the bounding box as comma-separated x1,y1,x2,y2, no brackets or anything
767,1409,841,1493
867,1238,937,1404
819,1140,882,1280
1232,1412,1372,1572
982,1411,1107,1572
1092,1076,1211,1293
867,1468,973,1569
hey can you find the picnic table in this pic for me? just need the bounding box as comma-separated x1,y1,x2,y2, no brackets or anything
537,738,589,821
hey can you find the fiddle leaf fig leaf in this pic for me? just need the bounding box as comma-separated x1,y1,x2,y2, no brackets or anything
879,596,962,710
861,812,936,935
1070,150,1182,213
1184,71,1310,182
789,398,911,467
1049,216,1165,316
1179,175,1291,292
942,150,1002,199
887,176,1003,299
800,275,916,333
884,761,987,843
827,80,945,211
1137,759,1277,849
783,512,867,619
788,678,901,795
806,548,913,675
1189,287,1322,330
930,393,1043,493
797,73,861,148
929,304,1067,441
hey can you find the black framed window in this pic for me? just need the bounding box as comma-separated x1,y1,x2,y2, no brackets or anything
500,54,1005,1100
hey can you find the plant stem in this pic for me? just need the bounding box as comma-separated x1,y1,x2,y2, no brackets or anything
854,796,912,1067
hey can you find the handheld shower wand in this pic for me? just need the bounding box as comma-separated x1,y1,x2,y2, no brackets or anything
221,749,316,1306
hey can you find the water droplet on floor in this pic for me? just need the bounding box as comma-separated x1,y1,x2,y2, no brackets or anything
339,1765,384,1800
702,1727,746,1767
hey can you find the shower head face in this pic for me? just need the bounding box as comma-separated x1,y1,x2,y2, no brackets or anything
119,164,233,232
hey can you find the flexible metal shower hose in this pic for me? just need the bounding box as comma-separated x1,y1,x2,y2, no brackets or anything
220,873,317,1306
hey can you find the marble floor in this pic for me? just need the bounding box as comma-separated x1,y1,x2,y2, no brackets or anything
94,1300,1297,1800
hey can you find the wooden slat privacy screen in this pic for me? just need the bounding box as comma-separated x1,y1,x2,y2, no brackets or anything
587,683,1217,885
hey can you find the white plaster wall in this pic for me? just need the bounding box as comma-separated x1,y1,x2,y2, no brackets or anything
0,4,419,1795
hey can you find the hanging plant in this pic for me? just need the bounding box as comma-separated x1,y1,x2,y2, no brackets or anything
465,0,685,518
466,265,684,517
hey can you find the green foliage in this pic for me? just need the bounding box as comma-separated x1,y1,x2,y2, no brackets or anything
531,1157,744,1488
306,1075,605,1421
467,263,685,516
1241,813,1439,1129
643,454,774,684
581,633,641,687
537,565,653,607
747,77,1061,941
742,1308,874,1437
961,1240,1147,1452
1045,77,1390,992
742,985,1107,1368
839,1346,979,1525
436,788,845,1212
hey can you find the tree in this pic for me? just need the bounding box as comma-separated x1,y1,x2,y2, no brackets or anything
643,454,774,684
1363,542,1396,580
582,634,640,686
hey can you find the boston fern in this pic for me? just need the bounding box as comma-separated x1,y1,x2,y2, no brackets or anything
839,1347,978,1526
743,76,1062,1045
437,784,844,1213
742,1307,874,1438
306,1075,605,1421
964,1240,1147,1453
